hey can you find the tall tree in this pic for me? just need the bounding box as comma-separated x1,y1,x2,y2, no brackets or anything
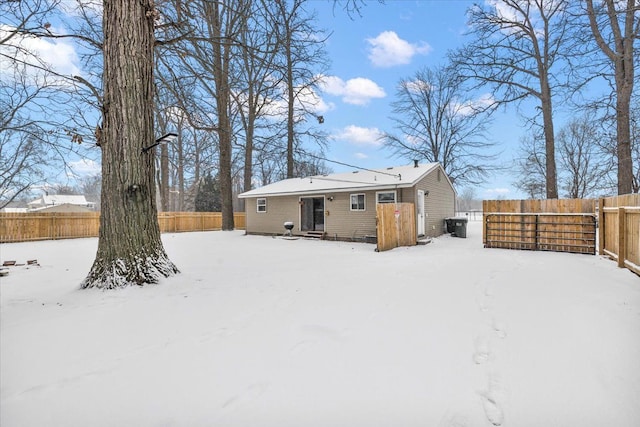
452,0,571,198
194,171,221,212
160,0,252,227
513,134,548,199
82,0,178,288
557,114,610,198
234,0,281,199
272,0,330,178
584,0,638,194
0,0,91,207
382,65,497,187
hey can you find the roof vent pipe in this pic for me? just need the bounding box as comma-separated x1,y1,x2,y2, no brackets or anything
413,159,419,168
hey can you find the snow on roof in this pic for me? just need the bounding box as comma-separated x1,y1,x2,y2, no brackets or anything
239,163,441,198
1,208,28,213
28,195,89,206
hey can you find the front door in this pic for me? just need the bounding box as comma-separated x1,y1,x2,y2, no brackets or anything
417,190,425,236
300,197,325,231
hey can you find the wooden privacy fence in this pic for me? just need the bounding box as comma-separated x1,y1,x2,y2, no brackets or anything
0,212,246,243
599,194,640,276
376,203,416,252
483,199,597,255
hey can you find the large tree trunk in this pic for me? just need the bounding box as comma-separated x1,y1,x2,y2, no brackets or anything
541,80,558,199
160,143,169,211
586,0,636,195
82,0,178,289
211,1,235,230
285,19,295,179
615,68,634,195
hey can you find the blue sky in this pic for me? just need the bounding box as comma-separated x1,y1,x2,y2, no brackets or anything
310,0,524,199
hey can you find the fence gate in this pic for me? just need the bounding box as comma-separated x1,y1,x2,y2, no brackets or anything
484,213,596,255
376,203,416,252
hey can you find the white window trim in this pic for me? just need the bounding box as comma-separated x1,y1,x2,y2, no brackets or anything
376,190,397,204
350,193,366,211
256,198,267,213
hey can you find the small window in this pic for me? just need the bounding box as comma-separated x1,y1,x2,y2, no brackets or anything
376,191,396,204
256,198,267,213
350,193,365,211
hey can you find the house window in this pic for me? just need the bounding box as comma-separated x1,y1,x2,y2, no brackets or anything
256,198,267,213
376,191,396,204
350,193,365,211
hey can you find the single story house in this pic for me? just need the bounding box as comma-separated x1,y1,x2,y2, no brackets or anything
239,162,456,241
27,195,95,212
28,203,93,213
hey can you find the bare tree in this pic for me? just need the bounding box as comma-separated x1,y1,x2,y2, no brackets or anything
452,0,571,198
0,0,95,207
584,0,638,195
382,65,497,187
82,0,178,288
156,0,254,228
233,0,282,202
513,133,547,199
557,114,611,198
271,0,330,178
632,99,640,192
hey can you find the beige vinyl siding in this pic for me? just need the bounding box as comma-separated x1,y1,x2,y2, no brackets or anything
324,191,378,240
412,166,455,237
245,195,301,235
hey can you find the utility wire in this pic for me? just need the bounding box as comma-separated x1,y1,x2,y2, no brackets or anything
294,149,402,179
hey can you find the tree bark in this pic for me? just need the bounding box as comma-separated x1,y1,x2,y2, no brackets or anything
285,23,295,179
82,0,178,289
586,0,636,195
210,1,235,230
540,76,558,199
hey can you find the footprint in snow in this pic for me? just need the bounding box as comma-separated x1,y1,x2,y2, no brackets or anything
480,374,505,426
492,319,507,339
472,336,490,365
481,394,504,426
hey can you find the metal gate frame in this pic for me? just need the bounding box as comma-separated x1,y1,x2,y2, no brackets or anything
484,213,597,255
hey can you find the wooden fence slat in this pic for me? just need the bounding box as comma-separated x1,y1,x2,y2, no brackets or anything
376,203,416,252
483,198,597,255
0,212,246,243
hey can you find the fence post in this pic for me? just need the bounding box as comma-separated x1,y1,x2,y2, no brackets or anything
618,207,626,268
598,198,604,255
534,214,539,251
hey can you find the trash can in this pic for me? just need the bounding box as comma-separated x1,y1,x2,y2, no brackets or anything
452,217,468,238
444,218,456,233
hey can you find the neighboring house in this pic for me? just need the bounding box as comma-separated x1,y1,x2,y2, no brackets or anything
29,203,93,213
239,162,456,241
27,195,95,212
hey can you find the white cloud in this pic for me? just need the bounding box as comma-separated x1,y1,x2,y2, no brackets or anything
260,83,334,121
334,125,384,147
319,75,386,106
454,93,496,116
366,31,431,68
69,159,101,178
0,25,82,83
404,79,432,93
354,152,368,159
485,188,510,195
484,0,563,38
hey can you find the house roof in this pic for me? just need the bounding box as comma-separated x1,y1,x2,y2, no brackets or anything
239,163,453,198
28,195,89,206
28,203,93,213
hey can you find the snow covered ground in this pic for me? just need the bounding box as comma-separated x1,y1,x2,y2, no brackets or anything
1,221,639,427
